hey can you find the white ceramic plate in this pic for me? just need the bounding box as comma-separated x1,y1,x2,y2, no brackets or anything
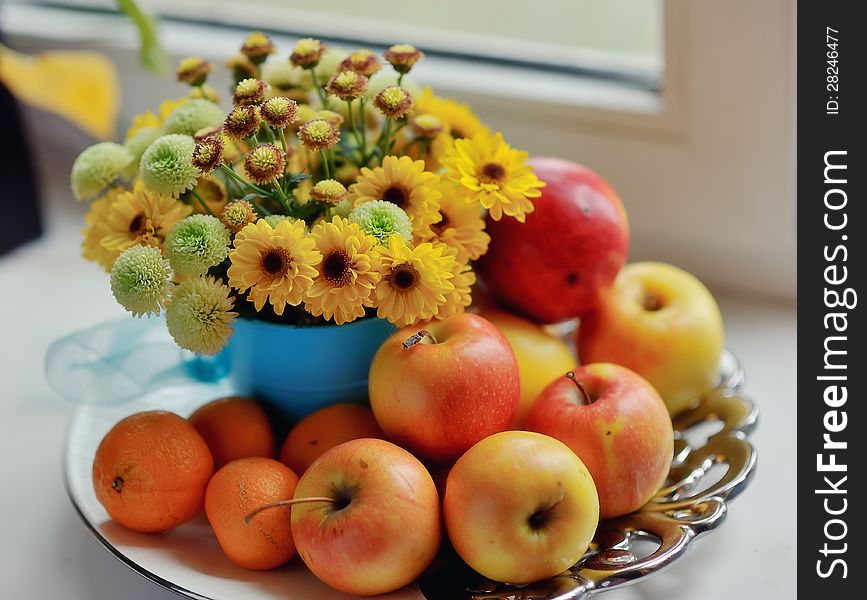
63,382,421,600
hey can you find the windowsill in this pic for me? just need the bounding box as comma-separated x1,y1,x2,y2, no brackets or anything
1,3,666,121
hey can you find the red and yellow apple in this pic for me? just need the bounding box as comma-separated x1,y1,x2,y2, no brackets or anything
443,431,599,584
290,438,441,596
577,262,724,415
525,364,673,518
369,313,519,463
476,307,577,427
476,157,630,323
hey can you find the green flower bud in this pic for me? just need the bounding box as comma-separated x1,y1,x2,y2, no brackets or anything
70,142,133,200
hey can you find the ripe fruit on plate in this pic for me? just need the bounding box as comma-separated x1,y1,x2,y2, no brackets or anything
189,396,275,469
577,261,724,415
526,364,673,518
205,457,299,570
92,410,213,533
279,403,383,475
476,306,577,426
443,431,599,584
477,157,630,323
369,312,519,463
291,438,441,596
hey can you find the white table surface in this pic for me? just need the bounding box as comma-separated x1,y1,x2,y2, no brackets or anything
0,169,796,599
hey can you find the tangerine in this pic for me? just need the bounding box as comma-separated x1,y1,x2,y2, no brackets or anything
92,410,214,533
189,397,275,469
279,403,383,475
205,457,299,570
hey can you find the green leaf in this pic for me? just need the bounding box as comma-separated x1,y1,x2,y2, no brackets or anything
116,0,168,74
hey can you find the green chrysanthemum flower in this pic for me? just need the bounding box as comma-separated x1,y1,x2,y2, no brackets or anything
348,200,412,244
110,245,173,317
331,199,354,219
166,276,238,355
139,134,199,197
70,142,133,200
122,127,161,178
162,99,225,136
164,215,231,275
261,215,296,228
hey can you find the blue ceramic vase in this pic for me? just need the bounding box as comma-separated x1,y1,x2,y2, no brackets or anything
220,316,396,420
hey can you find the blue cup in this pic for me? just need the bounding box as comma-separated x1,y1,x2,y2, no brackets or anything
221,317,396,420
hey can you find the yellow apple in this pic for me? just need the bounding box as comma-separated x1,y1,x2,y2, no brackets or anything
477,308,577,427
577,262,724,415
443,431,599,584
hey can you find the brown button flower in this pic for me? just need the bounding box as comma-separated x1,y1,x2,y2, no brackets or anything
290,38,326,69
192,136,224,173
374,86,413,119
326,70,369,101
223,105,262,140
339,49,381,77
298,119,341,150
261,96,299,129
232,78,270,106
241,31,277,64
176,56,212,86
383,44,425,74
244,144,286,184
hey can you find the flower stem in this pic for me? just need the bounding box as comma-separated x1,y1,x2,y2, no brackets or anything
320,149,333,179
358,98,369,164
278,128,288,157
272,180,292,212
220,163,270,196
375,118,392,165
310,66,329,109
189,188,216,217
261,124,276,144
346,100,366,166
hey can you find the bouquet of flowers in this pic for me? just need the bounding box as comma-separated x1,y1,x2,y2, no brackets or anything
71,32,544,356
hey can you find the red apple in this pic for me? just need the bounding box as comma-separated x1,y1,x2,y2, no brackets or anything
290,438,441,596
476,157,630,323
577,262,725,415
443,431,599,584
369,313,519,463
525,364,673,518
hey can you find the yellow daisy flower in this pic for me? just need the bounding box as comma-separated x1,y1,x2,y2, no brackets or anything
99,180,192,255
350,155,442,239
422,183,491,262
374,235,455,326
414,88,487,140
434,245,476,320
227,219,322,315
304,217,382,325
411,88,488,170
441,132,545,222
81,187,125,271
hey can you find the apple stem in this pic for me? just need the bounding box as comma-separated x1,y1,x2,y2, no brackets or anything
243,497,338,525
565,371,593,406
402,329,437,349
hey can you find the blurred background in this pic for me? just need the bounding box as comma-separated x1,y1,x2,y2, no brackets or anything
0,1,796,599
